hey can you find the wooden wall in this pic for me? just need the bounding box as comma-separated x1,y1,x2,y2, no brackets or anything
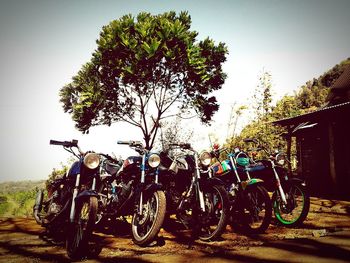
295,118,350,200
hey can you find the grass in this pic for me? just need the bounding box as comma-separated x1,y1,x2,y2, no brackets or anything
0,180,44,217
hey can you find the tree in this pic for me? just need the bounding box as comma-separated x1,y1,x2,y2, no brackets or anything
270,95,300,120
226,104,247,138
46,161,71,191
60,11,228,149
157,117,194,151
252,70,273,119
245,70,275,145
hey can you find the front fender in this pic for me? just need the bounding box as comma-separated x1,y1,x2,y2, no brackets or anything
199,177,225,190
138,183,163,199
75,189,98,204
286,177,307,187
241,178,264,190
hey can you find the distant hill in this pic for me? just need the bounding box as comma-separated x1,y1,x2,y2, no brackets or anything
0,180,45,194
0,180,46,217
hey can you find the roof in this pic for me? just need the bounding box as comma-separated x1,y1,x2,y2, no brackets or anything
273,101,350,127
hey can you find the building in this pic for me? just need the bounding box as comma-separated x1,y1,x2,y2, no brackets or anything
273,66,350,200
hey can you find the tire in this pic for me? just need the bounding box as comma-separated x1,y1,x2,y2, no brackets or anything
197,184,229,241
66,196,98,260
131,190,166,246
273,183,310,227
239,185,272,234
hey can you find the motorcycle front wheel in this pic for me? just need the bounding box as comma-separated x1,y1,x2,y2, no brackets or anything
273,182,310,227
239,185,272,234
131,190,166,246
66,196,97,260
196,184,229,241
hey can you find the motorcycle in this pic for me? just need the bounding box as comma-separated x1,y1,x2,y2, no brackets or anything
158,143,229,241
210,144,272,234
243,138,310,227
97,140,166,246
33,139,99,259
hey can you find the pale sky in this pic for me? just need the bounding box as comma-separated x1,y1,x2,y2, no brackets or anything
0,0,349,182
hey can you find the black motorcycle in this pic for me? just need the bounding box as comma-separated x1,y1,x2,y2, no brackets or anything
243,138,310,227
210,144,272,234
96,140,166,246
159,143,229,241
33,139,99,259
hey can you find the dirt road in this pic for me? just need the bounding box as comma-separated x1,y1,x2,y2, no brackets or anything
1,197,350,263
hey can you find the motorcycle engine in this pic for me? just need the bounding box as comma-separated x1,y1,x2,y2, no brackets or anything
46,189,62,216
168,181,182,207
110,180,133,209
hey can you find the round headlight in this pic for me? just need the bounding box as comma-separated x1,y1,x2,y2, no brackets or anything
276,153,286,166
277,159,285,166
199,151,212,166
148,153,160,168
84,153,100,169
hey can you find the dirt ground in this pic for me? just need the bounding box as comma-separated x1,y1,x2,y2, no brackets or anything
0,197,350,263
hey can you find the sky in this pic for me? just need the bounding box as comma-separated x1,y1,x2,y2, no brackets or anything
0,0,349,182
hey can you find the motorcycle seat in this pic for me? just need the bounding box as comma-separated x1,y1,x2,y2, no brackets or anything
245,162,265,172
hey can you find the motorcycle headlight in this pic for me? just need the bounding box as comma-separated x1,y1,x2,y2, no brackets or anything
277,159,285,166
148,153,160,168
83,153,100,169
276,154,286,166
199,151,212,166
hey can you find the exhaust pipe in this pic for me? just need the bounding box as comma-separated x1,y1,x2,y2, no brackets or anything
33,189,43,225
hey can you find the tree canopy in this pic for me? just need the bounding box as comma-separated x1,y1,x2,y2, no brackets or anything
60,11,228,149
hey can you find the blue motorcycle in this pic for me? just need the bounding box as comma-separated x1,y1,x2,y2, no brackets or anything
34,139,99,259
114,140,166,246
243,138,310,227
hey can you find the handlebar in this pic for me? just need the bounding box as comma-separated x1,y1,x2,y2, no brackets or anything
169,143,192,150
243,138,259,144
244,138,271,154
211,146,228,159
50,139,84,157
50,139,78,148
247,146,271,156
117,140,132,145
247,147,263,152
117,140,144,148
117,140,146,155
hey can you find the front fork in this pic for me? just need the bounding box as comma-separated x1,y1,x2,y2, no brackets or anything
194,154,206,212
229,155,241,183
69,175,96,222
271,161,287,205
138,154,147,215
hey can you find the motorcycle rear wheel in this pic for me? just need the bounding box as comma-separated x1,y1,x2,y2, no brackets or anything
238,185,272,234
131,190,166,246
66,196,97,260
273,183,310,227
